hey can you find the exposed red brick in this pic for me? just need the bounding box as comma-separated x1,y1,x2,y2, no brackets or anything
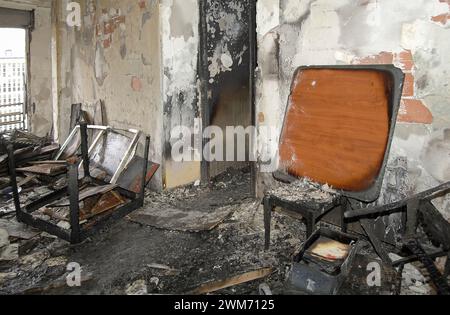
355,51,394,65
96,24,102,36
432,0,450,24
432,13,450,24
131,76,143,92
398,99,433,124
402,73,415,97
104,22,114,35
103,38,111,49
395,50,414,71
139,0,146,9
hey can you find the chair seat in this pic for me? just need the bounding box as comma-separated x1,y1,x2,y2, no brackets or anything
266,179,340,213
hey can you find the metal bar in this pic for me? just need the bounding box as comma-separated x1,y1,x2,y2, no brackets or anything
79,122,90,179
0,112,23,118
406,199,419,237
87,129,106,155
110,130,141,184
445,252,450,278
7,144,23,221
392,250,448,267
23,189,68,214
19,212,71,242
249,0,257,198
404,239,450,295
68,161,81,244
0,120,24,127
345,182,450,219
199,0,210,184
0,102,24,107
140,136,151,202
54,125,80,160
361,219,393,266
264,197,273,250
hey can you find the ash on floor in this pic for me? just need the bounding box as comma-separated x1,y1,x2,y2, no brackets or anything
0,168,443,295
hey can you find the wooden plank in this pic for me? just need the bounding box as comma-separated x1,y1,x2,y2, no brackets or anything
17,175,38,188
16,164,67,176
28,160,68,165
81,191,125,220
190,268,274,295
49,184,118,207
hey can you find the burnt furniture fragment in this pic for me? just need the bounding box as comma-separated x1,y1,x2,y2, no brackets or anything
264,65,405,249
7,123,153,244
55,125,141,184
345,182,450,295
288,228,360,295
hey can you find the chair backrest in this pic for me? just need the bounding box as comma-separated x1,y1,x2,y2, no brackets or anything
279,65,404,202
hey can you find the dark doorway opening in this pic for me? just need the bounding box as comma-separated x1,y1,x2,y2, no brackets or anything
199,0,257,194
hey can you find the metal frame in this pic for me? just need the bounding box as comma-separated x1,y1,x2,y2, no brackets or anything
345,182,450,295
8,123,150,244
264,192,344,250
198,0,210,184
54,125,141,184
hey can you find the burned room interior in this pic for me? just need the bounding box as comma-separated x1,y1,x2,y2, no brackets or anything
0,0,449,297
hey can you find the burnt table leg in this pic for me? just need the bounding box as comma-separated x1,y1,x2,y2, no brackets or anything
264,197,273,250
445,252,450,279
79,122,90,179
306,213,316,239
7,144,23,222
68,161,81,244
341,197,349,234
395,264,405,295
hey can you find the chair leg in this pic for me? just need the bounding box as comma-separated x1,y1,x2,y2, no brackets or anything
341,197,349,234
306,213,316,238
444,252,450,278
264,197,273,250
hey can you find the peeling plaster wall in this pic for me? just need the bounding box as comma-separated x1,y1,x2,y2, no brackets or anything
0,0,53,137
161,0,201,189
56,0,163,188
256,0,450,218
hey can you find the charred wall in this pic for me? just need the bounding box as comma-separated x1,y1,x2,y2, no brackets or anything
256,0,450,222
202,0,252,178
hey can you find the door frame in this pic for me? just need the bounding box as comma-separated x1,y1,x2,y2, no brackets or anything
198,0,258,196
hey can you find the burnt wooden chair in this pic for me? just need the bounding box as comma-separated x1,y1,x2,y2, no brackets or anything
264,65,405,250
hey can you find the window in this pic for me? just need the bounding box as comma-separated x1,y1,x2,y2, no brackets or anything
0,28,28,130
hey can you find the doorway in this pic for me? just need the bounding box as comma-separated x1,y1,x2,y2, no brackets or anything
199,0,257,193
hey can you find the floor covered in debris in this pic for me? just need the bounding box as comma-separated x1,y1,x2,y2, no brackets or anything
0,168,440,296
